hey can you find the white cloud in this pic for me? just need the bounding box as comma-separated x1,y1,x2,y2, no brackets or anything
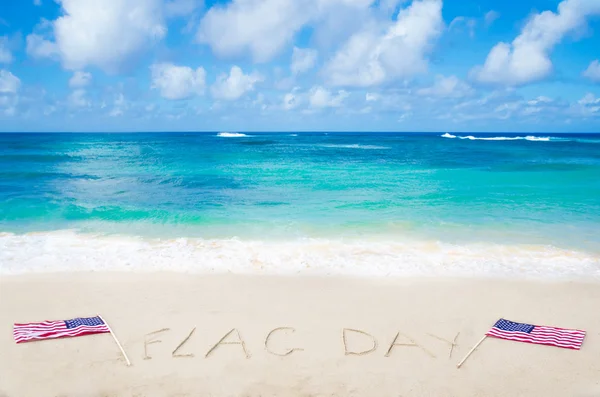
109,93,127,116
283,90,299,110
471,0,600,86
527,96,552,105
165,0,202,18
211,66,263,100
69,71,92,88
0,69,20,116
150,62,206,100
323,0,443,87
0,36,13,64
291,47,318,75
578,93,600,105
484,10,499,26
197,0,376,62
0,95,18,116
26,0,167,73
308,86,349,108
34,0,42,4
26,33,59,59
197,0,312,62
417,75,473,98
0,70,20,94
574,93,600,116
582,60,600,82
68,88,90,108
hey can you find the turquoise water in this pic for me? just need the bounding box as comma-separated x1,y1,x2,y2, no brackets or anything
1,132,599,250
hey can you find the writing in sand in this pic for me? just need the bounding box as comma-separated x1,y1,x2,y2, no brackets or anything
142,327,461,362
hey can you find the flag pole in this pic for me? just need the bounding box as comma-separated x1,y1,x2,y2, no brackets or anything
456,335,487,368
98,315,131,367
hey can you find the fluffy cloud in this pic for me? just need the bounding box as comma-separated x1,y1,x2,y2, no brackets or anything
197,0,376,62
291,47,318,75
0,70,20,116
582,60,600,82
26,33,59,59
309,86,349,107
26,0,167,73
211,66,263,100
150,63,206,100
417,75,473,98
283,88,300,110
69,71,92,88
0,70,20,94
197,0,312,62
0,36,13,64
578,93,600,106
323,0,443,87
471,0,600,86
109,93,127,117
68,89,90,108
573,93,600,117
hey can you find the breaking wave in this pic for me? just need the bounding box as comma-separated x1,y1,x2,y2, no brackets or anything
217,132,250,138
1,231,599,279
442,133,553,142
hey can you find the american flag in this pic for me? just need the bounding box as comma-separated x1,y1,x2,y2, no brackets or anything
13,316,110,344
486,318,586,350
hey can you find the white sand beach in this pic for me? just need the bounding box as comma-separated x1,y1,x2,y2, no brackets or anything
1,272,599,397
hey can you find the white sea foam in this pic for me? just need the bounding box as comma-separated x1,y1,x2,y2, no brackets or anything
290,134,298,137
217,132,249,138
1,231,598,279
524,136,551,141
441,133,554,142
318,144,391,150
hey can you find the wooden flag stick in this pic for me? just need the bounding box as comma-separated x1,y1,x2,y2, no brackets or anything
98,315,131,367
456,335,487,369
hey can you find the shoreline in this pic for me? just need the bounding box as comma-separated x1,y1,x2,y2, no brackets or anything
1,272,599,396
2,230,599,280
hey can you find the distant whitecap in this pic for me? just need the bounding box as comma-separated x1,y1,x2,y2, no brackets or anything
217,132,249,138
442,134,556,142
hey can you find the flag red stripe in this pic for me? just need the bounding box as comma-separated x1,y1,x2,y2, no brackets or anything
15,324,108,338
486,329,583,349
14,322,65,330
14,323,66,333
488,330,584,347
15,325,109,343
530,332,585,343
488,328,585,344
533,328,585,337
14,320,64,326
486,331,581,348
13,317,109,343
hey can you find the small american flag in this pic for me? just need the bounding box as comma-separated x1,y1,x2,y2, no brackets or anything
486,319,586,350
14,316,110,344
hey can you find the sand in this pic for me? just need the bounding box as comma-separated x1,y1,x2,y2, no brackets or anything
1,272,599,397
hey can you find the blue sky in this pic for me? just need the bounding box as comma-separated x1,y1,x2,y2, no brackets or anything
0,0,599,132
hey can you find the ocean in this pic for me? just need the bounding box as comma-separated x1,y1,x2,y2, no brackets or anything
1,132,599,278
